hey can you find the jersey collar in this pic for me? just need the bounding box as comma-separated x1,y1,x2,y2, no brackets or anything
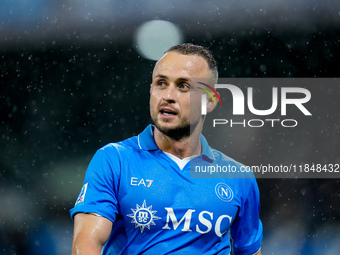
200,134,216,162
137,125,159,151
137,124,216,161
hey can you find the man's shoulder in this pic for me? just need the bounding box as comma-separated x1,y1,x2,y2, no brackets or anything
92,125,157,162
100,135,139,154
210,147,244,167
208,147,256,179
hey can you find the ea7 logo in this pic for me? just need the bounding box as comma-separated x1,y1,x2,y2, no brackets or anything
201,84,312,116
130,177,153,187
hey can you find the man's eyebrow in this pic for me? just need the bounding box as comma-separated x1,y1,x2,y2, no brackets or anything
155,74,168,79
176,77,190,82
155,74,190,82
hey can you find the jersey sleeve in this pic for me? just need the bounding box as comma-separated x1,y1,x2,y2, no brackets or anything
230,177,263,255
69,145,121,223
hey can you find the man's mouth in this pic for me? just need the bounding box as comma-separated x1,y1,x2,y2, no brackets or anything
160,108,177,116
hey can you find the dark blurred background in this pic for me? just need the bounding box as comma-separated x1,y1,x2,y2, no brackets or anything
1,1,340,254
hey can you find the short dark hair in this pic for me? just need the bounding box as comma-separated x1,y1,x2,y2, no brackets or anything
165,43,218,80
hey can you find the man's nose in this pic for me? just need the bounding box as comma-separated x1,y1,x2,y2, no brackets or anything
163,84,176,102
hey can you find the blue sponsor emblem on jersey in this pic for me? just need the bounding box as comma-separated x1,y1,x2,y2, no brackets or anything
75,183,88,206
127,200,161,233
215,183,234,202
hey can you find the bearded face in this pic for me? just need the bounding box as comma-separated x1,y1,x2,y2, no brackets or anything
149,52,215,140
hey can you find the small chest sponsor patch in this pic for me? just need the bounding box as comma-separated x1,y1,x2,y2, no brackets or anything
127,200,161,233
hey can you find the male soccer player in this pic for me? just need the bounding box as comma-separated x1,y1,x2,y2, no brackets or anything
70,43,263,254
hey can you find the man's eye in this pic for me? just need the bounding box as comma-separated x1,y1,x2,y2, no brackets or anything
158,81,166,87
178,83,190,90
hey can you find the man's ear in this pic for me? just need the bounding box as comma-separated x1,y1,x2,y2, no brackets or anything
150,84,153,93
206,92,220,113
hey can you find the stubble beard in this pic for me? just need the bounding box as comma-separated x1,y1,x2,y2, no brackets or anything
151,114,200,141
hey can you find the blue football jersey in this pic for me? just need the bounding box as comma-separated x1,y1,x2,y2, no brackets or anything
70,125,263,255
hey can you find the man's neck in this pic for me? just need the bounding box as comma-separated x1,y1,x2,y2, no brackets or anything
153,127,201,159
